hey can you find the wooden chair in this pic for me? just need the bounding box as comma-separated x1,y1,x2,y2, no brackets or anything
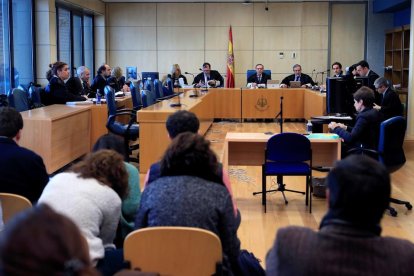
124,227,223,276
0,193,32,224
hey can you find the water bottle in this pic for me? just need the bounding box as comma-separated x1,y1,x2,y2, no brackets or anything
96,89,101,105
306,120,313,134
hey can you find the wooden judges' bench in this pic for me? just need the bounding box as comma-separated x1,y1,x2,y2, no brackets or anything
138,88,326,172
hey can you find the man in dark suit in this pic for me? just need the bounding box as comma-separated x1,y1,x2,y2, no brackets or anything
331,61,344,77
247,63,271,87
328,86,382,154
356,60,381,103
91,64,111,95
0,107,49,203
266,154,414,276
280,64,315,88
373,77,403,121
193,62,224,88
66,66,94,98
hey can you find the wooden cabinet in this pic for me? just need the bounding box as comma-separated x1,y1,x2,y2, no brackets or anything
384,25,410,90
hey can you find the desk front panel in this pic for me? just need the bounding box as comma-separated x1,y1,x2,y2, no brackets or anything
138,91,214,172
241,89,283,119
212,88,242,119
20,105,91,174
304,90,326,119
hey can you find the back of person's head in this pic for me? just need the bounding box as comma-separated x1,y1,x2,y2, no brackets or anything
92,134,127,161
324,155,390,230
70,150,129,199
357,60,369,69
0,204,98,276
160,132,222,184
166,110,200,138
0,107,23,138
353,86,375,108
111,66,123,79
46,61,67,81
374,77,390,89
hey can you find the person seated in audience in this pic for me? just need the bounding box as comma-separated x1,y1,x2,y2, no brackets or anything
107,66,130,92
38,150,129,276
373,77,403,121
266,155,414,275
144,110,239,220
247,63,271,88
328,86,382,155
331,61,344,77
0,204,99,275
92,134,141,247
91,64,111,95
193,62,224,88
135,132,241,274
280,64,315,88
45,61,87,104
0,107,49,203
163,64,188,87
66,66,95,98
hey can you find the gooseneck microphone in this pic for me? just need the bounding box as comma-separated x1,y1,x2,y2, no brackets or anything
185,72,195,77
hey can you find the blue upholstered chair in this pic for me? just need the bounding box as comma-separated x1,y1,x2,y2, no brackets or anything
165,78,174,96
28,83,44,109
104,85,139,162
130,80,143,110
246,69,272,80
8,88,30,112
260,133,312,213
348,116,412,216
153,79,163,99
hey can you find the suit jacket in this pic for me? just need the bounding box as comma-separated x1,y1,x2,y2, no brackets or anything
0,137,49,203
266,224,414,276
366,70,381,104
193,70,224,87
281,73,315,87
333,107,381,149
247,72,271,85
66,77,93,97
380,88,403,120
91,74,107,94
48,76,87,104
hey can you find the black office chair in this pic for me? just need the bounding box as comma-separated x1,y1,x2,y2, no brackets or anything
348,116,412,216
104,85,139,163
256,132,312,213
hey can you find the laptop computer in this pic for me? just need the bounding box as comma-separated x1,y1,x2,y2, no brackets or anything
289,81,301,88
267,79,279,88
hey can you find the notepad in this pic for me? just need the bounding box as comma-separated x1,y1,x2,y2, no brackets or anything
307,133,339,140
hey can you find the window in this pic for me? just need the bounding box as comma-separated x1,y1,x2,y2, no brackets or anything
56,5,94,81
0,0,34,94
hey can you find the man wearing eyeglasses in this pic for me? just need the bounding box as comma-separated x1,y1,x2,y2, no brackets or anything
373,77,403,120
247,64,271,88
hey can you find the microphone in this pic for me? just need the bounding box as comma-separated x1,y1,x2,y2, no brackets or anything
170,92,182,107
185,72,195,77
317,69,330,74
199,68,203,71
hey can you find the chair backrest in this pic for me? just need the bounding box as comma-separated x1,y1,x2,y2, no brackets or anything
8,88,30,112
153,79,164,98
130,80,142,109
0,193,32,224
104,85,117,116
247,69,272,79
378,116,407,171
124,227,222,276
266,132,311,162
141,90,155,108
165,78,174,96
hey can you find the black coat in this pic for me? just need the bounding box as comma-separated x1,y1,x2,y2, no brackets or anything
281,73,315,87
247,72,271,85
193,70,224,87
48,76,86,104
380,88,403,120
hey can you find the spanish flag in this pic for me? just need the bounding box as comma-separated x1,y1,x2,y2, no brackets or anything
226,26,235,88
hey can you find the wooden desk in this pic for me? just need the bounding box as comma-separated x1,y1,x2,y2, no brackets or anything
223,132,341,170
20,105,91,174
138,91,214,172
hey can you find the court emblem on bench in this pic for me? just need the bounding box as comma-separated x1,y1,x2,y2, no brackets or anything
255,95,269,111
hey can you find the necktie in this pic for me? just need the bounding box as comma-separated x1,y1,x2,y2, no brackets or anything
295,75,300,82
258,75,261,82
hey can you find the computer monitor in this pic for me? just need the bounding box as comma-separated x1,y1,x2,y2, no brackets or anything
142,72,159,81
326,77,354,115
354,76,369,89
